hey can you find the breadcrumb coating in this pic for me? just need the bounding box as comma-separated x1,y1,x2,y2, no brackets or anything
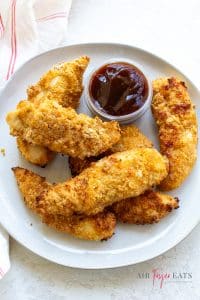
12,167,116,241
112,190,179,224
69,125,153,176
152,77,198,190
17,56,89,166
43,212,116,241
69,125,178,224
17,138,55,166
6,100,121,159
111,124,153,152
37,148,169,217
12,167,50,213
27,56,90,108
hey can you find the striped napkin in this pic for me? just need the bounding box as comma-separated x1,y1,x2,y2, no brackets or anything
0,0,72,279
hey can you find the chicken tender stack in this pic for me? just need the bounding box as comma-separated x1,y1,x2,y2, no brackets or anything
8,68,189,242
12,125,179,239
17,56,90,166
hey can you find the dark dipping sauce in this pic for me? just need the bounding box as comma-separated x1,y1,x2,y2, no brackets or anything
89,62,149,116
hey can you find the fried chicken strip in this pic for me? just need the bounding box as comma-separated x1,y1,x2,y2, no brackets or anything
17,56,89,166
12,167,116,241
69,125,178,224
6,100,121,159
69,125,153,176
27,56,90,108
112,190,179,224
37,148,169,217
12,167,50,213
152,77,198,190
42,212,116,241
17,138,55,166
111,124,153,152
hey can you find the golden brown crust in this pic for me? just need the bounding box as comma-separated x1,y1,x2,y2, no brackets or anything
37,148,168,217
112,190,179,224
69,125,153,176
27,56,90,108
152,77,198,190
17,138,55,166
12,167,116,241
6,100,121,159
69,155,104,177
17,56,89,166
111,125,153,152
42,212,116,241
12,167,50,213
68,126,178,224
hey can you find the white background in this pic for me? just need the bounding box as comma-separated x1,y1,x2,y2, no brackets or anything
0,0,200,299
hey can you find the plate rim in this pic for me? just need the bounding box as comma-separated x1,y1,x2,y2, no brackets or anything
0,42,199,269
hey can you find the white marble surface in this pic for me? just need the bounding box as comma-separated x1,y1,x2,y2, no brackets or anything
0,0,200,299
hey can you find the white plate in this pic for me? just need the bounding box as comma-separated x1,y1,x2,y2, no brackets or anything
0,43,200,269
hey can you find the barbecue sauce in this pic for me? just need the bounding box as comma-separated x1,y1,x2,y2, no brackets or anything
89,62,148,116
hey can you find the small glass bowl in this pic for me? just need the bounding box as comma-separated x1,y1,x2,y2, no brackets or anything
84,58,152,125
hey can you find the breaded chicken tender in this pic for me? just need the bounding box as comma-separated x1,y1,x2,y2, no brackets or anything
69,153,106,177
69,125,153,176
12,167,116,241
69,126,178,224
42,213,116,241
112,190,179,224
152,77,198,190
111,125,153,152
17,138,55,166
37,148,169,217
17,56,89,165
27,56,90,108
6,100,121,159
12,167,50,213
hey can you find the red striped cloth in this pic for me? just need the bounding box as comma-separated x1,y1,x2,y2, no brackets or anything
0,0,72,279
0,0,72,86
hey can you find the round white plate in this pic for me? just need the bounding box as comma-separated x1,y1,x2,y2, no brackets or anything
0,43,199,269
